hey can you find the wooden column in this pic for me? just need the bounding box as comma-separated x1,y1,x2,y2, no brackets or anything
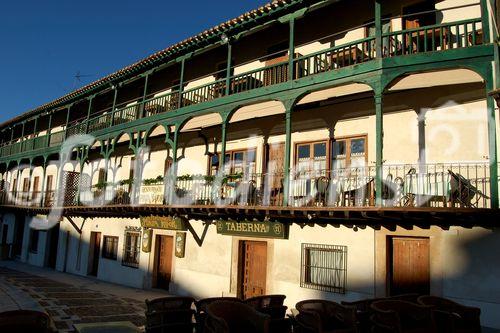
225,43,232,96
486,80,499,208
282,104,293,206
110,86,118,126
141,74,150,118
375,93,384,206
39,158,48,207
178,58,186,109
288,17,295,80
219,120,228,171
481,0,492,44
375,0,382,58
168,127,180,204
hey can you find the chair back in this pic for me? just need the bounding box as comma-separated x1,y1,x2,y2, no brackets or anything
296,299,357,332
0,310,52,333
418,296,481,332
371,300,436,333
206,300,270,333
145,296,195,313
195,297,242,333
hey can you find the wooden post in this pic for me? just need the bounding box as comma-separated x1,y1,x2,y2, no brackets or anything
225,43,232,96
375,93,384,206
110,86,118,126
480,0,492,44
288,17,295,80
141,74,150,118
39,158,47,207
283,104,293,206
33,116,39,137
219,120,228,171
65,105,71,129
168,127,180,204
486,80,499,208
375,0,382,58
47,113,53,147
178,58,186,108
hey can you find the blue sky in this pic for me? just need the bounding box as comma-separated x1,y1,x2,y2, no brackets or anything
0,0,269,123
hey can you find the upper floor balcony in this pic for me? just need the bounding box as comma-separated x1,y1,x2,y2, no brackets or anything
0,0,492,161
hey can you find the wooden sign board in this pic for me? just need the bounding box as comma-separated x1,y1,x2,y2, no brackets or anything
216,219,288,239
175,232,186,258
140,216,187,231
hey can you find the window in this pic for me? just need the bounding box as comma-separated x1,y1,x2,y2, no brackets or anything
122,228,141,268
102,236,119,260
295,141,328,173
29,229,39,253
209,149,257,176
332,136,367,170
301,243,347,294
97,168,107,185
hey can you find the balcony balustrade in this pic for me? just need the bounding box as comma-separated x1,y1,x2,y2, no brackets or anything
0,163,493,210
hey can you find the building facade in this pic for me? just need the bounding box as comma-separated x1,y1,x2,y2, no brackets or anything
2,0,500,329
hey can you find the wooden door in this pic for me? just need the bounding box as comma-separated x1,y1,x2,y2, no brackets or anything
88,232,101,276
155,235,173,290
266,143,285,205
32,176,40,193
240,241,267,299
47,224,60,269
390,237,430,296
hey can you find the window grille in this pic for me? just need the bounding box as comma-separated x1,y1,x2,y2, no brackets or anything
102,236,119,260
300,243,347,294
122,227,141,268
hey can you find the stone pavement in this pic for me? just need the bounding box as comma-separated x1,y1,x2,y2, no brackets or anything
0,260,170,332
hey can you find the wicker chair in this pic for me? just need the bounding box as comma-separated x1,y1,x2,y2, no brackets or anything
195,297,242,333
295,299,358,333
370,300,436,333
342,294,420,333
145,296,195,333
0,310,54,333
205,300,270,333
245,295,291,333
417,296,481,333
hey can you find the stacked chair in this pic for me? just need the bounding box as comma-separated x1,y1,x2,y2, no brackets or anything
417,296,481,333
341,294,419,333
145,296,195,333
294,299,358,333
143,294,482,333
204,300,270,333
194,297,242,333
244,295,292,333
369,300,436,333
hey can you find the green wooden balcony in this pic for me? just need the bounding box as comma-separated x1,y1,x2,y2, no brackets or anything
0,18,487,160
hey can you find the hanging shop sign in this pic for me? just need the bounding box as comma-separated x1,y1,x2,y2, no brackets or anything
175,232,187,258
142,228,153,253
216,219,288,239
140,216,187,231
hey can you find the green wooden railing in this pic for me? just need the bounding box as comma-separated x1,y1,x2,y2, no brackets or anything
0,18,487,159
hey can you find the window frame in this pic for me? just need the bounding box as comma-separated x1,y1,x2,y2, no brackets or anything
29,229,40,254
208,148,257,176
294,135,368,172
102,235,119,260
300,243,347,294
122,228,141,268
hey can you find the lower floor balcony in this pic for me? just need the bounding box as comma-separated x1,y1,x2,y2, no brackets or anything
0,162,492,210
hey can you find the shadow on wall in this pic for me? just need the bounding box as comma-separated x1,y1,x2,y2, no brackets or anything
1,213,500,330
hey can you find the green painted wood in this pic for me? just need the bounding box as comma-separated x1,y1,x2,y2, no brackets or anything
375,0,382,59
282,102,293,206
486,78,499,208
375,93,383,206
480,0,491,44
288,17,295,81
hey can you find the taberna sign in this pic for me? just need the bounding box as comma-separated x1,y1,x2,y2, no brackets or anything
140,216,187,231
216,219,289,239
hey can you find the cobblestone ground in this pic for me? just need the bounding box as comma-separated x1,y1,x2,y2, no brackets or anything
0,267,147,332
